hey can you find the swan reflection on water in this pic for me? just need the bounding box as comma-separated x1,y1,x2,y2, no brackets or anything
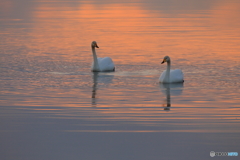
92,72,99,106
91,72,114,107
159,83,184,111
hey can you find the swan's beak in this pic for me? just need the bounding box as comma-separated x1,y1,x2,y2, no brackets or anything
95,44,99,48
161,59,166,64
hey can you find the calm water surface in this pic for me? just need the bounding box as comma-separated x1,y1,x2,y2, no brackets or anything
1,0,240,159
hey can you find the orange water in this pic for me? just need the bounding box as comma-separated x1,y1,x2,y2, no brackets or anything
1,1,240,159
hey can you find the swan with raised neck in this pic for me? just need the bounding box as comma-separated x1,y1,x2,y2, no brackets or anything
159,55,184,83
91,41,115,72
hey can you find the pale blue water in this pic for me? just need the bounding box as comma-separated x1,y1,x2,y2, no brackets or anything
1,0,240,160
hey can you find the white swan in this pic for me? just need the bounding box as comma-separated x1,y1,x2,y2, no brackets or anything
91,41,115,72
159,56,184,83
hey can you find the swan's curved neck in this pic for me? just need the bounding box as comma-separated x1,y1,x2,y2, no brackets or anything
165,61,171,83
92,47,99,71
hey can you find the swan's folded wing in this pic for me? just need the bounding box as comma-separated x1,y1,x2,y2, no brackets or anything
170,69,184,83
98,57,115,71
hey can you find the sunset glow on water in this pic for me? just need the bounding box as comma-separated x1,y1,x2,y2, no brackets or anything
1,0,240,159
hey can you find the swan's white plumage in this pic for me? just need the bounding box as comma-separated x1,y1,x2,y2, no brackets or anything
91,57,115,72
91,41,115,72
159,56,184,83
159,69,184,83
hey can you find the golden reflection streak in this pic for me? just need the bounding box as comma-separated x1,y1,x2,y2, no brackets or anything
3,1,238,65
